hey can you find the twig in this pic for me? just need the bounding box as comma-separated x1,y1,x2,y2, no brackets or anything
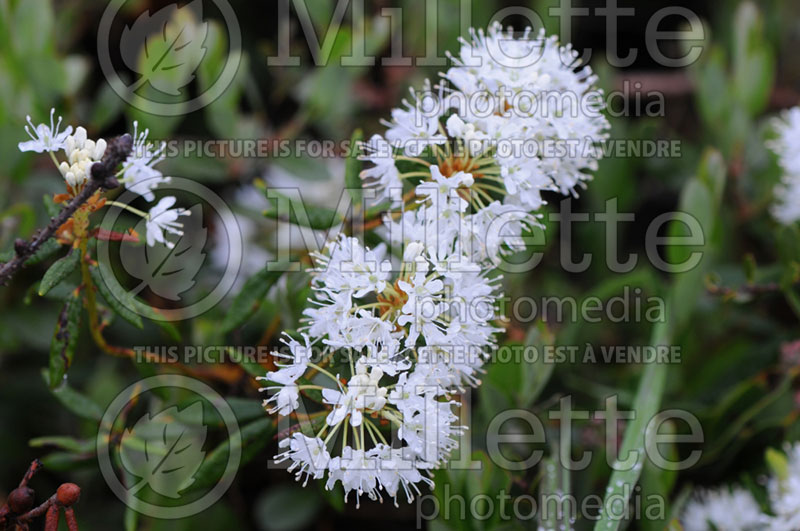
707,281,783,297
0,133,133,287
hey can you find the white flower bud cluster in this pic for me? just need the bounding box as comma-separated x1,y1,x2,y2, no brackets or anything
58,127,107,189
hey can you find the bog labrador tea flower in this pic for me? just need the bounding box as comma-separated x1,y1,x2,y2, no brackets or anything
359,22,609,265
679,442,800,530
17,110,186,250
259,23,610,506
768,107,800,225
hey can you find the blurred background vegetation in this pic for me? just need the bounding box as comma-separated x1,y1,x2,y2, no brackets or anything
1,0,800,529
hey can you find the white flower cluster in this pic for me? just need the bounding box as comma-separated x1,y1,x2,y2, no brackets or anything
260,23,609,507
768,107,800,225
18,110,187,248
681,442,800,530
768,443,800,530
682,487,765,531
361,22,609,264
260,231,500,506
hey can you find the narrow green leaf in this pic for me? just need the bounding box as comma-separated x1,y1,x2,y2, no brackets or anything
90,264,143,328
25,238,62,266
190,417,274,491
254,484,322,531
41,369,104,421
124,505,139,531
39,250,79,296
48,290,82,386
640,420,678,531
221,266,285,333
43,193,61,217
766,447,789,481
29,436,94,453
731,1,774,115
129,298,182,341
264,191,342,230
539,447,571,531
668,149,725,331
593,320,670,531
39,451,93,472
520,323,555,408
345,128,364,210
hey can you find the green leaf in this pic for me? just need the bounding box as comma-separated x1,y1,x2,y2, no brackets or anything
694,47,729,130
264,191,342,231
25,238,62,266
48,290,82,387
221,266,285,333
731,1,774,115
539,448,572,531
91,76,127,131
29,436,94,453
464,451,512,529
668,149,725,331
519,323,555,408
41,369,104,421
124,505,139,531
39,451,93,472
130,298,182,341
90,264,144,329
121,1,208,97
254,484,322,531
743,254,757,284
345,128,364,210
640,420,678,531
119,403,208,498
38,249,79,296
43,193,60,217
765,447,789,482
191,417,274,492
593,320,670,531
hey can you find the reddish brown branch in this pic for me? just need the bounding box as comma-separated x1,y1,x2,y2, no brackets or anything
0,134,132,287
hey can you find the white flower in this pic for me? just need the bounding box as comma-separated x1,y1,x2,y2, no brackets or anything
382,83,447,156
326,447,380,508
369,445,434,506
415,165,474,206
363,23,608,260
768,107,800,225
257,334,314,416
445,23,608,197
18,108,73,153
767,443,800,531
399,397,463,464
360,134,401,200
122,121,169,202
275,433,331,486
58,126,107,190
388,366,439,417
681,487,766,531
310,236,391,297
305,233,502,379
322,358,387,427
146,196,189,248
